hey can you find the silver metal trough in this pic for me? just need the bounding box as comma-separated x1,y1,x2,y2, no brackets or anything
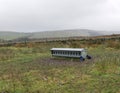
50,48,89,60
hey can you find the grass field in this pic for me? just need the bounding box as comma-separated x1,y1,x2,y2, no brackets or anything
0,40,120,93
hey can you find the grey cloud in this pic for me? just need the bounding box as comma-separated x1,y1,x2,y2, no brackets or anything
0,0,120,32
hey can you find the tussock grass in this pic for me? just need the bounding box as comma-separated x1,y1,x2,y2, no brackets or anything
0,40,119,93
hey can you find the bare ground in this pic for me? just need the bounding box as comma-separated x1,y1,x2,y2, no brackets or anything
33,57,94,67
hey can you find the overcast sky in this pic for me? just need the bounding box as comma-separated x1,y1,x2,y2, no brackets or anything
0,0,120,32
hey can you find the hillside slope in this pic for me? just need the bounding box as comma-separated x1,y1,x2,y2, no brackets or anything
29,29,102,39
0,29,119,40
0,31,30,40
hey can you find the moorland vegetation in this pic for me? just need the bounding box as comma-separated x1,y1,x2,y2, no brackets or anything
0,37,119,93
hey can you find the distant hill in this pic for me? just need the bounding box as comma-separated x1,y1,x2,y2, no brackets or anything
0,29,120,40
29,29,102,39
0,31,30,40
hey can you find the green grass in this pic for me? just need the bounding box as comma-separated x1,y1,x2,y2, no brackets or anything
0,42,119,93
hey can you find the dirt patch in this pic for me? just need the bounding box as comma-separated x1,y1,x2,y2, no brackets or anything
34,57,94,67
